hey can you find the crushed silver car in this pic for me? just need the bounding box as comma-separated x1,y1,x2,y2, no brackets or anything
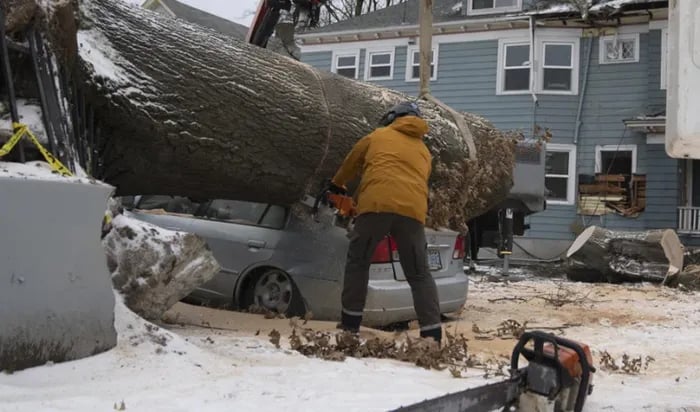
121,195,468,327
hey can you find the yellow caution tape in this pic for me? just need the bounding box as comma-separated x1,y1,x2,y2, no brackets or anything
0,122,73,177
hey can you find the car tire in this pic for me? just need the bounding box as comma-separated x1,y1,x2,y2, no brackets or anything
244,269,306,317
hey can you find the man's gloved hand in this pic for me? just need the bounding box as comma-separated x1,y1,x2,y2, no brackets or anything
326,180,347,195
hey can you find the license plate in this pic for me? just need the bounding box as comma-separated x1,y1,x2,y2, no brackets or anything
428,249,442,270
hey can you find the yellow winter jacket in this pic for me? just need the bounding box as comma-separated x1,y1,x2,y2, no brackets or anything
332,116,432,224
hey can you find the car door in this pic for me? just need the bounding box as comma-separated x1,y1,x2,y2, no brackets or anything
190,200,285,280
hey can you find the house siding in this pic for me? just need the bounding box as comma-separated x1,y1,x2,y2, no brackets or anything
301,51,332,72
301,25,680,249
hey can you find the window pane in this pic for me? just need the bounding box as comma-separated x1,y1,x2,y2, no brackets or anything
543,68,572,91
412,65,434,79
260,205,287,229
337,56,356,67
472,0,494,9
621,41,635,59
370,65,391,78
504,68,529,91
544,44,572,66
337,67,356,78
371,53,391,65
600,150,633,175
546,151,569,174
545,177,569,201
412,50,434,65
205,200,266,225
495,0,516,7
505,44,529,67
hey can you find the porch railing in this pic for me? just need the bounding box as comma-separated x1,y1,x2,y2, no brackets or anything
678,206,700,234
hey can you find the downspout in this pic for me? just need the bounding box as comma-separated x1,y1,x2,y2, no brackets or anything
529,15,538,137
574,36,593,144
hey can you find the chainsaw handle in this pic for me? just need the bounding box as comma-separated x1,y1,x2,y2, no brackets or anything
511,331,594,412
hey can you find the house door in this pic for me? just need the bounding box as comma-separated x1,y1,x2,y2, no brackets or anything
691,160,700,206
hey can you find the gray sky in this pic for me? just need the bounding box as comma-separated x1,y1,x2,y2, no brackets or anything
124,0,260,26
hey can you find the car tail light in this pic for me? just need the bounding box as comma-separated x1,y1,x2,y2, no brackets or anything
452,235,465,260
371,236,399,263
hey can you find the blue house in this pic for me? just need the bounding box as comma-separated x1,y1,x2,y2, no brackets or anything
297,0,688,258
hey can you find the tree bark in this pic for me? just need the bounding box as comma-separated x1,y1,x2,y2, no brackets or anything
565,226,684,283
9,0,517,230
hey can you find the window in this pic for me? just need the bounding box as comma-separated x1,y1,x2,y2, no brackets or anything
545,144,577,205
595,145,637,176
332,52,359,79
540,42,577,94
660,28,668,90
135,195,202,215
365,50,394,80
599,34,639,64
468,0,522,14
497,41,530,94
406,47,437,81
204,199,268,225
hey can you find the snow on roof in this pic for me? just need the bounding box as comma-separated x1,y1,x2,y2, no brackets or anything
1,99,48,144
589,0,660,12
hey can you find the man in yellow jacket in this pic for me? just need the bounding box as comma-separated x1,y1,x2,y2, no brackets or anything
328,101,442,344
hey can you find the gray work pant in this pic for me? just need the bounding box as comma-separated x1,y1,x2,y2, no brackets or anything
341,212,441,331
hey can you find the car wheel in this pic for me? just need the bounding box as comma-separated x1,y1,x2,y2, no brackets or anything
250,269,305,317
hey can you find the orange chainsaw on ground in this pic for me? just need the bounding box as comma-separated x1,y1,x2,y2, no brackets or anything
392,331,596,412
311,180,357,229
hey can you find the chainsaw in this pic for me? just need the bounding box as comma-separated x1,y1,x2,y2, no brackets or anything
311,180,357,229
391,331,595,412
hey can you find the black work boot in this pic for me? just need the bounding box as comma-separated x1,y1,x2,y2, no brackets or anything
420,327,442,345
338,311,362,333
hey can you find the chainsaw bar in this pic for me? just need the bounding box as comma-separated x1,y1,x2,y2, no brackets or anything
389,376,521,412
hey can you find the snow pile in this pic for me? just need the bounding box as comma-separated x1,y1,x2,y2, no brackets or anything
104,213,220,320
0,294,481,411
0,160,103,185
0,99,48,144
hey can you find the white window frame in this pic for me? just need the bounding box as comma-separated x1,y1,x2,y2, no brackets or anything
497,39,531,95
545,144,577,206
364,48,395,81
594,144,638,174
599,33,640,64
406,45,438,82
536,37,580,95
331,50,360,79
660,28,668,90
467,0,522,15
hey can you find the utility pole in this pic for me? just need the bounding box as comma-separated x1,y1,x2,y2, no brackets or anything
416,0,477,162
418,0,433,98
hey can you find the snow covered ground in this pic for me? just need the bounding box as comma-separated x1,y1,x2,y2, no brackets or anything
2,272,700,411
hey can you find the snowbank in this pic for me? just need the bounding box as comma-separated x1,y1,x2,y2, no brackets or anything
0,294,480,412
104,213,220,321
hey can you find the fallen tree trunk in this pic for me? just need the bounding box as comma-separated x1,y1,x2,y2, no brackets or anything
565,226,684,283
69,0,514,230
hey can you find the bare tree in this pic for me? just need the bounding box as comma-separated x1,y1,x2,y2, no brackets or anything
321,0,408,25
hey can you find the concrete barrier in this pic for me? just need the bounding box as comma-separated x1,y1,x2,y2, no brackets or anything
0,172,117,371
